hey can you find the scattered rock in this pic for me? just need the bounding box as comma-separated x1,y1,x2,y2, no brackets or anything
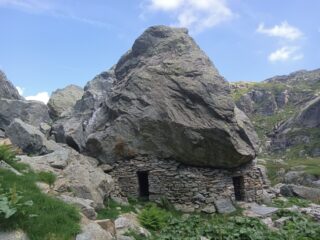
58,195,97,220
35,182,51,194
201,205,216,214
76,217,113,240
0,160,22,175
299,203,320,221
274,216,291,228
115,213,151,238
6,119,59,155
261,217,274,229
243,203,278,218
249,204,278,217
260,189,273,205
0,230,28,240
95,219,116,236
214,198,236,214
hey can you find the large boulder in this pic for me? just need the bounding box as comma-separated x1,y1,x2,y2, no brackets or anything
0,99,51,130
6,119,59,155
0,70,23,100
48,84,84,119
280,184,320,201
85,25,258,168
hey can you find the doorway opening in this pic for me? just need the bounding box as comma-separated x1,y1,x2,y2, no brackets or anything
137,171,149,200
232,176,245,201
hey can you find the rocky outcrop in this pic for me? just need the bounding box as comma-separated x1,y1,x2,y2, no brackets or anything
0,70,23,100
18,144,116,209
48,85,84,118
82,26,258,168
51,70,115,152
270,96,320,152
0,71,51,131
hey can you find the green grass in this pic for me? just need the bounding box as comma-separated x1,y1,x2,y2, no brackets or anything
272,197,311,208
0,145,81,240
97,198,137,220
37,171,56,186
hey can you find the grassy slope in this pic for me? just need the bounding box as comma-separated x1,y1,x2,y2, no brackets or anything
0,145,80,240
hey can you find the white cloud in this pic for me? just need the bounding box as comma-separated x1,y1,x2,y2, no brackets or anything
15,86,24,95
146,0,234,33
268,46,303,62
25,92,50,104
150,0,184,11
257,21,303,41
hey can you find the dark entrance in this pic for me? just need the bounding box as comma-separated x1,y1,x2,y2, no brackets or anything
232,176,245,201
137,171,149,200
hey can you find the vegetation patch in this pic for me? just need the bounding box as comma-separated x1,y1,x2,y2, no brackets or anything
97,198,137,220
37,171,56,186
0,145,80,240
273,197,311,208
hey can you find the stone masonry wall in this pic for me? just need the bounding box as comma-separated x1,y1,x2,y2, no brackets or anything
110,156,265,212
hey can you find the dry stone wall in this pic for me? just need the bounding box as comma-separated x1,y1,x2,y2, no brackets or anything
110,157,265,212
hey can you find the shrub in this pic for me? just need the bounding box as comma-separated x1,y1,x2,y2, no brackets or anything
138,204,170,231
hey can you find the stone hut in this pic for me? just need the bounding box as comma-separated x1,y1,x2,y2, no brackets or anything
110,157,266,211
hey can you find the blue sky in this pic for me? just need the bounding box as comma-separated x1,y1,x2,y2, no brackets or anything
0,0,319,103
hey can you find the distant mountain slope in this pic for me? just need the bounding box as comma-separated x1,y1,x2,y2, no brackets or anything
231,68,320,185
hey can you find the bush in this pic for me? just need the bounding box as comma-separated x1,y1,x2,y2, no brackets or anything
138,204,170,231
